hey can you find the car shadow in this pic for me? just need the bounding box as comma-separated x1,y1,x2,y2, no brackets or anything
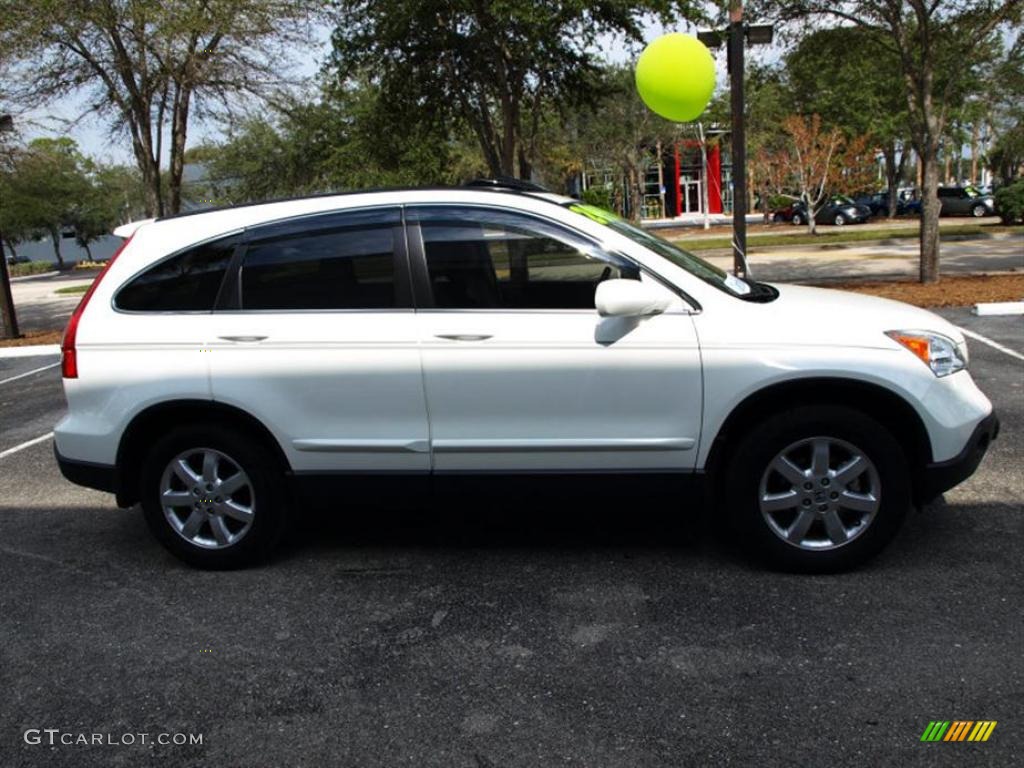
280,476,716,560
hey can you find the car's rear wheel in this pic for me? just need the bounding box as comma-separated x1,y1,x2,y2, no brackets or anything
140,424,288,569
792,212,804,225
971,204,987,218
724,406,910,572
773,213,785,223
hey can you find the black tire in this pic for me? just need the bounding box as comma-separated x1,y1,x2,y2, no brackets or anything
792,212,803,225
971,204,986,218
772,213,785,223
833,213,846,226
723,405,910,573
140,423,288,569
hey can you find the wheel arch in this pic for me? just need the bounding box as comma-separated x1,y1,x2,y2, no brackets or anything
114,399,291,507
703,377,933,502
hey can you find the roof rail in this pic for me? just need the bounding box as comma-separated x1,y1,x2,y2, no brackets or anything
152,180,555,223
463,177,550,193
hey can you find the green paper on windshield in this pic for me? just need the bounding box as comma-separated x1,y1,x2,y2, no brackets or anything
569,203,621,225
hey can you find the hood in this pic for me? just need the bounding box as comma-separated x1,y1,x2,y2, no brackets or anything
762,284,963,347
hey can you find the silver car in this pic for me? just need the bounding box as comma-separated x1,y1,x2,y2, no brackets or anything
938,186,995,217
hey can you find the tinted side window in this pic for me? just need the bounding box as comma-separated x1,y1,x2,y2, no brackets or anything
116,236,237,311
410,206,637,310
938,188,957,198
241,211,399,310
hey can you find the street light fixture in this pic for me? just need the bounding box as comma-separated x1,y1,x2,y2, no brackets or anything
698,7,775,278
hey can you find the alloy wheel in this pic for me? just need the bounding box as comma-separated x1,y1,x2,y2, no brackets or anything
758,436,880,551
159,447,255,549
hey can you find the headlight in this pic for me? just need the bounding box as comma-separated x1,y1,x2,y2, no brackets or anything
886,330,967,377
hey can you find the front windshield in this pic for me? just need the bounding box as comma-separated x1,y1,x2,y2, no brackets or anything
565,203,752,297
833,195,855,205
964,185,982,198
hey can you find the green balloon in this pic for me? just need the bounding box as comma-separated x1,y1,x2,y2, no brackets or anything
635,33,716,123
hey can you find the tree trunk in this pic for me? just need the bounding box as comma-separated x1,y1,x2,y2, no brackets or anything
882,144,903,220
49,229,65,269
919,148,941,283
83,242,93,260
517,146,532,182
803,195,817,235
970,121,979,184
127,126,163,218
168,84,192,215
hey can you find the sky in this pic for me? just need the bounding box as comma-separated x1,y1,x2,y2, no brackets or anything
15,12,783,169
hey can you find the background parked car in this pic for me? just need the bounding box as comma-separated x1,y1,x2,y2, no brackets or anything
6,254,30,267
938,185,995,217
855,189,921,217
773,195,872,226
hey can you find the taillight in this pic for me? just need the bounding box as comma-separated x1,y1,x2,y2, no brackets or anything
62,234,134,378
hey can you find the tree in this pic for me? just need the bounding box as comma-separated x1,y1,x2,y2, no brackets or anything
327,1,704,180
554,67,680,221
744,64,792,221
0,138,94,268
69,165,146,259
754,0,1024,282
781,114,842,234
198,80,489,204
987,37,1024,184
785,26,910,218
0,1,321,217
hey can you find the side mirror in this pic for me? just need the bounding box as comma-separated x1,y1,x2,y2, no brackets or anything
595,279,672,318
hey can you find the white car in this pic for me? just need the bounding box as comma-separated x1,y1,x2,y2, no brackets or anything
54,182,998,571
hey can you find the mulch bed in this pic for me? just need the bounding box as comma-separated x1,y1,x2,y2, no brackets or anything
0,329,63,348
812,273,1024,308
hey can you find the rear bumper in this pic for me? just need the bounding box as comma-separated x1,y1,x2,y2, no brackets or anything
919,412,999,501
54,443,117,495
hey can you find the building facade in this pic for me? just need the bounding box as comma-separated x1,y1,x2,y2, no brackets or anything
581,139,733,222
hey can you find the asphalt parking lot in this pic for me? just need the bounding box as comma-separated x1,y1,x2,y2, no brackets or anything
1,309,1021,767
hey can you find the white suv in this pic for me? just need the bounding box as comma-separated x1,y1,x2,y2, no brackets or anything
55,184,998,571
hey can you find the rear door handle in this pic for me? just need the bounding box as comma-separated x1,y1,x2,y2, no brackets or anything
218,335,268,343
434,334,493,342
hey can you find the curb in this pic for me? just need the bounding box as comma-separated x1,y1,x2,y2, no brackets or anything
0,344,61,359
973,301,1024,316
10,271,61,282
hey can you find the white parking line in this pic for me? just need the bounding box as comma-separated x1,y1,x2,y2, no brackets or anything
958,327,1024,362
0,432,53,460
0,362,60,387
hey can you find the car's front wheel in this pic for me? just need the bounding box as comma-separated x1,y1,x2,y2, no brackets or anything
833,213,847,226
140,424,288,569
792,212,804,225
971,204,987,218
724,406,910,572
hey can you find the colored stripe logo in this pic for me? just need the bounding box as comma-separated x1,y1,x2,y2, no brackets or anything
920,721,997,742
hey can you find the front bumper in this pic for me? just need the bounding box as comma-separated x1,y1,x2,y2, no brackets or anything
54,443,117,495
919,412,999,502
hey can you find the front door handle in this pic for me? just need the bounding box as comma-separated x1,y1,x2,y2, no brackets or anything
218,335,268,343
434,334,493,342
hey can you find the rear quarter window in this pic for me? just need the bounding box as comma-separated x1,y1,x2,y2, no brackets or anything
115,235,238,311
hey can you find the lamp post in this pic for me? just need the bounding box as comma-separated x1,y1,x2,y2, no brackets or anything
0,113,20,340
699,3,774,279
